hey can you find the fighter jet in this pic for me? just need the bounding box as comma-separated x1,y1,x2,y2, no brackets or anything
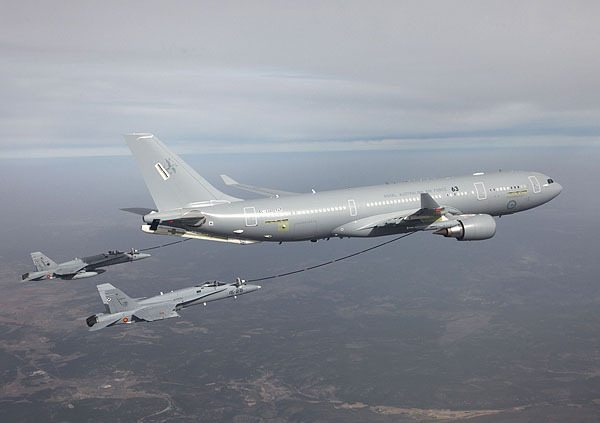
86,278,261,331
21,249,151,282
124,133,562,244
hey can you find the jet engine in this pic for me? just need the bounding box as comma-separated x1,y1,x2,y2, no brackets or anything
86,314,99,328
435,214,496,241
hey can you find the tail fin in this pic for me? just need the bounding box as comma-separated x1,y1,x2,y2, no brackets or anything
31,252,57,272
124,133,239,211
97,283,137,313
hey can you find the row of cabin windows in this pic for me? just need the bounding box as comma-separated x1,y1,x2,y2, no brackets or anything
295,206,347,215
260,183,528,217
490,185,524,192
366,191,474,208
257,206,348,219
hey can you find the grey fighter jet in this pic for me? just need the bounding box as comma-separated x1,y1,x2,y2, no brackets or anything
86,278,261,331
21,249,151,282
124,133,562,244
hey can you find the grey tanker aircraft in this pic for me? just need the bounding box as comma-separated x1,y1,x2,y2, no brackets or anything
86,278,261,331
124,134,562,244
21,249,150,282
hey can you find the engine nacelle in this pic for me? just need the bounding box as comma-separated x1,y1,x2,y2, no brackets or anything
86,314,99,328
435,214,496,241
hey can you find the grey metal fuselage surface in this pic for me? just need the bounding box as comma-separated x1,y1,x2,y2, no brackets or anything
145,171,561,242
124,133,561,243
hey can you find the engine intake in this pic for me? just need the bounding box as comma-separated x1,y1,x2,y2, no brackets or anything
435,214,496,241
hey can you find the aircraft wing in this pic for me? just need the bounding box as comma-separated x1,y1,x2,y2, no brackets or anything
337,193,461,234
53,260,87,276
220,174,300,198
368,193,457,228
133,303,180,322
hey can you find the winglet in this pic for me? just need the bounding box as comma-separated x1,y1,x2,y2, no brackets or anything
420,193,441,210
220,174,239,186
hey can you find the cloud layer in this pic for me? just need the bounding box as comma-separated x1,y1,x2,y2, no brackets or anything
1,1,600,157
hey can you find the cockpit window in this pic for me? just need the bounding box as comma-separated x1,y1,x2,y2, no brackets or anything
547,178,554,184
197,281,226,287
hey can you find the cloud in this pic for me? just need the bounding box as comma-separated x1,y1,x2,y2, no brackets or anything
1,1,600,157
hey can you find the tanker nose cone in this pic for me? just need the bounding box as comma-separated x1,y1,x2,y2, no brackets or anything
555,182,563,196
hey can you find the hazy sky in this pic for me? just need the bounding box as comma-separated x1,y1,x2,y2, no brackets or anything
2,0,600,157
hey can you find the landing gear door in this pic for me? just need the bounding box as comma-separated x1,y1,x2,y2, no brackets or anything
244,207,257,227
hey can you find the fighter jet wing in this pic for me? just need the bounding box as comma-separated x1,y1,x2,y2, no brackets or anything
52,260,87,276
220,174,299,198
133,303,180,322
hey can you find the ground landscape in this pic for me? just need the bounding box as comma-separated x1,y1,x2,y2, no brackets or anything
1,147,599,421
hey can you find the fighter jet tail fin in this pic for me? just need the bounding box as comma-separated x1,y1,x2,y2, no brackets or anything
96,283,137,314
124,133,240,211
30,252,57,272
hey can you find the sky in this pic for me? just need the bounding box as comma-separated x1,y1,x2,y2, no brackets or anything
2,0,600,158
3,4,600,419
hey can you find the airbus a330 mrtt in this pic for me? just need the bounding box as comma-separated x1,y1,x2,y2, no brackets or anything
124,134,561,244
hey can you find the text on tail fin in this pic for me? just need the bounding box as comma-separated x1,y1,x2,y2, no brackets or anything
97,283,136,313
124,133,239,211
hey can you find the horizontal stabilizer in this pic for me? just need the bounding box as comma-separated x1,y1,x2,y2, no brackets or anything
120,207,156,216
88,316,122,331
220,174,299,198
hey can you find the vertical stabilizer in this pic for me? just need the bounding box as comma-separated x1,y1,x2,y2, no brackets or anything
31,252,57,272
124,133,239,211
97,283,137,313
